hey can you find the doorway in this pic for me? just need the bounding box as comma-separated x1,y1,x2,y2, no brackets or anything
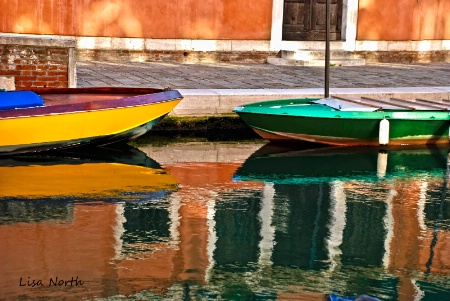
282,0,343,41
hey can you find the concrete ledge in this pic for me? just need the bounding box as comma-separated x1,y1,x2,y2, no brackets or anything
138,142,265,164
356,40,450,52
76,37,271,52
76,37,450,52
0,76,15,90
0,33,76,48
172,86,450,116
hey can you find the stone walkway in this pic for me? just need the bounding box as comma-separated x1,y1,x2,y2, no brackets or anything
77,61,450,89
76,61,450,116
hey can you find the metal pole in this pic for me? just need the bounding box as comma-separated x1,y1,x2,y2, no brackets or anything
325,0,331,98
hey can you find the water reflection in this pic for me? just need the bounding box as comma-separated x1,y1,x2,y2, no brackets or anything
0,142,449,300
0,145,177,200
0,145,180,300
234,144,450,300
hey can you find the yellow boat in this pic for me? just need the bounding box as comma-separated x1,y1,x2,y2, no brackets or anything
0,145,178,199
0,87,182,155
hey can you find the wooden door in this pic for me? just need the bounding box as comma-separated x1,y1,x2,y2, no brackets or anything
282,0,342,41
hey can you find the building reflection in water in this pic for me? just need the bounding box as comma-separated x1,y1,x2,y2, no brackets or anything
0,143,449,300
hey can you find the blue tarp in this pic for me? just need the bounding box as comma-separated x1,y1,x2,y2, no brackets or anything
0,91,44,110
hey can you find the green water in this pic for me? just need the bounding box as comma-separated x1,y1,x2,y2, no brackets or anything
0,142,449,300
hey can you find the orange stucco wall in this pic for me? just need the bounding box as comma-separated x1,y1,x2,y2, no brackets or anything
357,0,450,40
0,0,273,40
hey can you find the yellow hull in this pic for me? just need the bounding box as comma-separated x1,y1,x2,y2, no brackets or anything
0,100,180,150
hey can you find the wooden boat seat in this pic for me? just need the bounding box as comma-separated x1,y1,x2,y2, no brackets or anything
328,95,450,111
312,97,381,111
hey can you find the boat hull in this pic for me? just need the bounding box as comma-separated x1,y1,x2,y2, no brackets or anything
235,98,450,146
0,88,182,154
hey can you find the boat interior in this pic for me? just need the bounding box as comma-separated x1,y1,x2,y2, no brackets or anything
325,95,450,111
0,87,174,118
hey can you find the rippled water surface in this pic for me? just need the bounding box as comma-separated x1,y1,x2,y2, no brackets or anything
1,142,449,301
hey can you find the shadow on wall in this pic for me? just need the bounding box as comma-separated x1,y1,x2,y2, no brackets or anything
357,0,450,40
10,0,143,37
83,0,143,37
5,0,272,40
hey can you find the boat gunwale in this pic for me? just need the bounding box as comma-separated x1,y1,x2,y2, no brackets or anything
242,97,450,111
237,101,450,120
0,87,182,119
0,97,180,120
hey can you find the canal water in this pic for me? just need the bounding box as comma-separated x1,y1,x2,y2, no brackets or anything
0,141,449,301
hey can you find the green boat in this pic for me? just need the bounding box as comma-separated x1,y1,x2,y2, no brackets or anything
235,0,450,147
234,96,450,146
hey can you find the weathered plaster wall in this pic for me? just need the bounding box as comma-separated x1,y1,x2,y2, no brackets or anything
357,0,450,40
0,0,273,40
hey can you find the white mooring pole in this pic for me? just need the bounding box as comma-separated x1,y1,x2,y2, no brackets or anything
379,118,390,145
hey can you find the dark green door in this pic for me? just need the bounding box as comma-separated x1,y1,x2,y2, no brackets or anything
282,0,342,41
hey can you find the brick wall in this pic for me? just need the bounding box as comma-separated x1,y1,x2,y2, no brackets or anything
0,34,76,90
0,45,69,89
356,51,450,64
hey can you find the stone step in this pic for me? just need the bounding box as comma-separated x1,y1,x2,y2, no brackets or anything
267,49,366,67
303,58,366,66
267,57,366,67
282,49,360,60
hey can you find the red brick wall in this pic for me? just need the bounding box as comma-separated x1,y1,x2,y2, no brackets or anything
0,45,70,90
